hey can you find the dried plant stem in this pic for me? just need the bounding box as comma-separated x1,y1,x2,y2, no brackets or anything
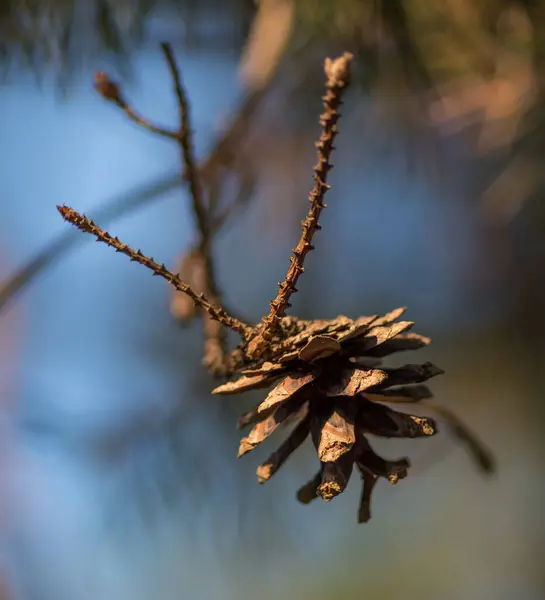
57,205,251,339
0,67,267,315
96,50,231,374
160,42,229,374
123,107,179,140
160,43,209,239
94,72,179,140
246,53,353,359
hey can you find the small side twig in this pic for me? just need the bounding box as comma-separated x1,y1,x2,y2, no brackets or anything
57,205,251,340
123,106,179,140
94,72,179,140
246,52,353,359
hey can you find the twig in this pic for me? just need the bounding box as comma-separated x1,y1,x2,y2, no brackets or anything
246,52,353,359
160,42,229,374
198,88,266,196
57,205,251,339
0,49,268,318
160,43,209,240
123,107,179,140
94,72,179,140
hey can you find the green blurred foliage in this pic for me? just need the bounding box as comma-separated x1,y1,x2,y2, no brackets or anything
0,0,543,87
0,0,254,78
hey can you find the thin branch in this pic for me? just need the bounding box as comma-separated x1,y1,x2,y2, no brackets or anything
160,43,209,243
123,107,179,140
0,58,268,316
246,52,353,359
209,167,256,234
198,88,266,192
57,205,252,339
160,42,228,374
197,30,308,198
94,72,179,140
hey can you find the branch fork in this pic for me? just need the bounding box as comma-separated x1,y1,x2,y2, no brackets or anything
58,47,495,523
61,51,354,370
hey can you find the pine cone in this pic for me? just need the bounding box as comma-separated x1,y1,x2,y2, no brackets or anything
213,307,443,523
58,50,494,526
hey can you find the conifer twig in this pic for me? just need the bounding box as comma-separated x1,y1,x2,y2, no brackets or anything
159,42,228,374
246,52,353,359
94,72,179,140
0,48,266,320
123,107,180,140
160,43,208,234
57,205,251,339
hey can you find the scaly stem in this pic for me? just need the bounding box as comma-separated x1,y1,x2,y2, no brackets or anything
246,53,353,359
57,205,252,339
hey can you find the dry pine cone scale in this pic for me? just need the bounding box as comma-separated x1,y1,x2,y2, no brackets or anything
212,307,444,521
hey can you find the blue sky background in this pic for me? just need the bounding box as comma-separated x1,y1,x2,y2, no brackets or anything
0,38,542,600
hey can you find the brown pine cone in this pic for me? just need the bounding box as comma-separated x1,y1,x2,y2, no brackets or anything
213,307,445,523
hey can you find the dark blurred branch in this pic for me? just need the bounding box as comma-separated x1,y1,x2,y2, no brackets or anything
124,106,180,140
209,166,256,233
0,173,180,313
237,0,294,91
423,401,496,474
198,88,265,193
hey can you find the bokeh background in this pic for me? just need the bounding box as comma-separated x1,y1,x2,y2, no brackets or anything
0,1,544,599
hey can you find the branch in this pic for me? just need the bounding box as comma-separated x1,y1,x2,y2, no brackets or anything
160,42,229,375
0,51,269,317
123,106,179,140
246,52,353,359
94,72,179,140
198,88,266,201
57,205,251,339
160,43,209,241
